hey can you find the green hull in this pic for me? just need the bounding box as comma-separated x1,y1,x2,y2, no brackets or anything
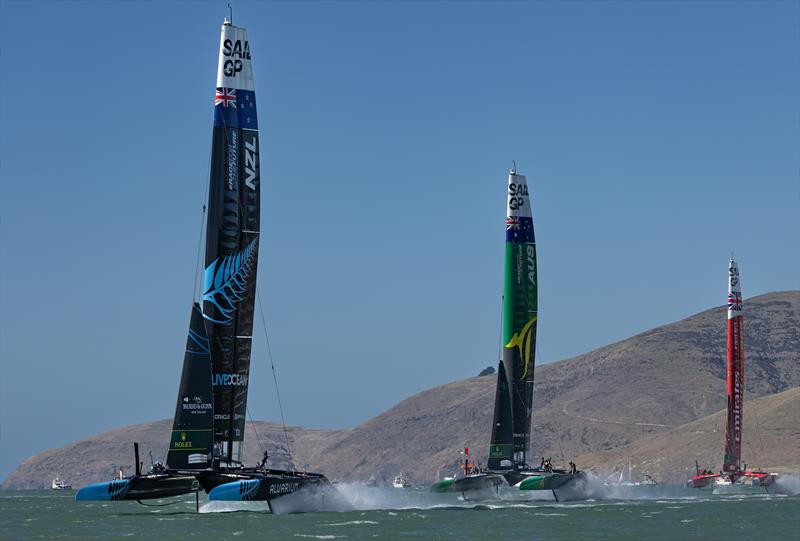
429,478,456,493
429,475,505,494
518,471,583,491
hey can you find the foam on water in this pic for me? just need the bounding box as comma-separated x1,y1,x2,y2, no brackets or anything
199,500,268,513
4,490,800,540
773,473,800,495
196,473,800,515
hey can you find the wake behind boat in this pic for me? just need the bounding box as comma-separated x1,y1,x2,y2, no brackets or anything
76,16,331,511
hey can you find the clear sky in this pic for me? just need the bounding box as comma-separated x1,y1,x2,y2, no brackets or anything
1,1,798,481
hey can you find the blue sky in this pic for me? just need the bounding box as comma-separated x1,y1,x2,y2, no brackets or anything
1,1,798,481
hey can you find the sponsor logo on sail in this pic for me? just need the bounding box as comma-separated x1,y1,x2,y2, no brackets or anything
173,431,193,449
489,444,512,458
505,317,537,379
182,395,212,413
212,373,249,386
227,130,238,190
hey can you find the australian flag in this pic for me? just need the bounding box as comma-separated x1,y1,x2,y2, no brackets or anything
214,88,258,130
506,216,535,244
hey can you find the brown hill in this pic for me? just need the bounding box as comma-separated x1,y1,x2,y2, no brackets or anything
574,386,800,484
3,291,798,489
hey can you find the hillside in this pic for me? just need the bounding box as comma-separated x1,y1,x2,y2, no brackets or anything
574,386,800,484
3,291,798,489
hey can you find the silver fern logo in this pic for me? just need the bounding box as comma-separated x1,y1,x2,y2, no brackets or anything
202,239,258,324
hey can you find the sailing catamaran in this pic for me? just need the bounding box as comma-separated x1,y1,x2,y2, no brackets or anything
76,17,330,509
687,257,777,491
430,167,582,500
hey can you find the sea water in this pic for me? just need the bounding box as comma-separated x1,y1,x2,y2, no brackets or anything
2,481,799,541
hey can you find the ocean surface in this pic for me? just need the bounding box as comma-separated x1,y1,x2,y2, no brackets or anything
2,482,799,541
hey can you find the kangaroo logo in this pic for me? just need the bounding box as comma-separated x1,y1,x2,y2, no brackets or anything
504,316,537,379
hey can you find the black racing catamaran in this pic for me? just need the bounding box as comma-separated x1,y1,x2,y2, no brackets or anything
430,167,583,500
76,17,329,510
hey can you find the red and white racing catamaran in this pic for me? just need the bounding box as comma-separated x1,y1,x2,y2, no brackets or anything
687,257,777,491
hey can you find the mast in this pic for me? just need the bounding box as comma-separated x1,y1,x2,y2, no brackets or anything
488,168,537,470
203,20,260,467
723,257,744,474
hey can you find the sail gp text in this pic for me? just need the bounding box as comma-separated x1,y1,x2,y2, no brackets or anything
222,38,250,77
508,182,528,210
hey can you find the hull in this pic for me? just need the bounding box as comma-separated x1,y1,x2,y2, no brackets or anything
207,470,331,503
517,470,584,491
75,474,199,501
713,471,777,493
686,474,720,489
429,474,505,495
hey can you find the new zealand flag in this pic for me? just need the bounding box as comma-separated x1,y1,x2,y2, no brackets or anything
214,88,258,130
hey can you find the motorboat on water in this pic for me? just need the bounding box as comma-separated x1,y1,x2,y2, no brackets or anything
51,477,71,490
392,474,411,488
612,461,658,487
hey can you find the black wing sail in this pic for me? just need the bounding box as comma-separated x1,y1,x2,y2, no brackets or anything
487,361,514,470
202,21,260,467
166,303,214,470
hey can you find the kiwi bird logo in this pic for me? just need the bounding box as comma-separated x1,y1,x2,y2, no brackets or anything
505,317,537,379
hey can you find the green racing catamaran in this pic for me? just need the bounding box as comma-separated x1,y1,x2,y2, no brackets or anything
430,166,583,500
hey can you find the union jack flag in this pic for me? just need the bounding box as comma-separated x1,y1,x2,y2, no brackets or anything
506,217,520,230
215,88,237,108
728,291,742,312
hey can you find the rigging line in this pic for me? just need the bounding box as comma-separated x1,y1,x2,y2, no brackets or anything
192,203,207,302
246,406,266,457
192,124,213,302
550,409,566,468
256,288,295,470
496,295,504,362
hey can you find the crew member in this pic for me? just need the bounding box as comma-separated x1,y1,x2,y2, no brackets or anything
258,450,269,469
